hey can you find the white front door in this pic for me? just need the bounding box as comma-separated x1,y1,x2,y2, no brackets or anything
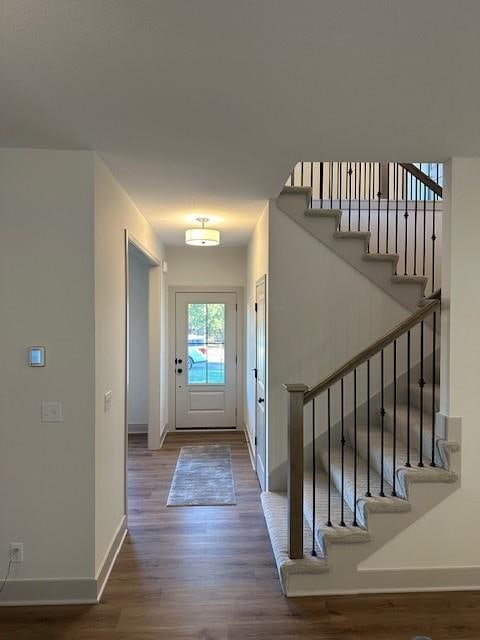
174,292,237,429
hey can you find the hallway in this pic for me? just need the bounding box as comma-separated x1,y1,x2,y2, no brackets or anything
1,432,480,639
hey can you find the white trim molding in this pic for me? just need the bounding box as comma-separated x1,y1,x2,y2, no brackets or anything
167,285,245,432
243,423,256,470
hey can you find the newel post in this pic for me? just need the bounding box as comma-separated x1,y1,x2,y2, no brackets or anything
284,383,308,559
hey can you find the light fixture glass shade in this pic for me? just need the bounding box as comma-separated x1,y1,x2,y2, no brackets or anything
185,227,220,246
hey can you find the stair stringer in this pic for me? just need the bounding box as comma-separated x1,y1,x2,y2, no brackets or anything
276,186,427,314
261,438,461,596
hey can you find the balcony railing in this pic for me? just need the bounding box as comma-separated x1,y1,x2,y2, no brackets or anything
286,162,442,293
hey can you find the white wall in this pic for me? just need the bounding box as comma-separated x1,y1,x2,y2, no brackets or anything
94,157,166,574
267,201,410,490
245,206,269,445
128,247,149,429
359,157,480,572
165,246,246,287
0,149,96,581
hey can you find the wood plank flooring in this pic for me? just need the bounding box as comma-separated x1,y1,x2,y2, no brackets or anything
1,431,480,639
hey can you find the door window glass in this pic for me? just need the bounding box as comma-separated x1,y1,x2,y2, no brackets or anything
187,303,225,384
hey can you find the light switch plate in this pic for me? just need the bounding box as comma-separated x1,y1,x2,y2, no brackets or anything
104,390,112,412
42,401,63,423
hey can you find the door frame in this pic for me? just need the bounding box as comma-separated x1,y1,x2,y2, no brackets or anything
124,231,164,514
168,285,244,431
255,274,267,490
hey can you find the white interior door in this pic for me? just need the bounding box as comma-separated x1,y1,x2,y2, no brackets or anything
255,276,266,489
175,292,237,429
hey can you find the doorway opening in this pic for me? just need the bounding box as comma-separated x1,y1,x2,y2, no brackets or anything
128,243,149,436
124,231,163,515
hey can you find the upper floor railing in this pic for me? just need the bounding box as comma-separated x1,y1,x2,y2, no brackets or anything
286,162,443,293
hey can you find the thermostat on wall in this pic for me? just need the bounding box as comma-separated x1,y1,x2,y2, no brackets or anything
28,346,46,367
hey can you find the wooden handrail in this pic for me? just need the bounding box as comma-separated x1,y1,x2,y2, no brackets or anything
399,163,443,198
303,290,441,405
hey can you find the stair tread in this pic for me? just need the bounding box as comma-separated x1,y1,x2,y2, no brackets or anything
334,231,370,239
305,208,342,218
384,400,436,425
408,382,440,401
304,469,370,552
260,491,328,571
363,253,399,262
351,422,455,499
318,440,408,527
391,274,429,284
383,397,443,465
281,185,311,196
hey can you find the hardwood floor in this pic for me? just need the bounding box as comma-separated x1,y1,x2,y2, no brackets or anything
1,431,480,639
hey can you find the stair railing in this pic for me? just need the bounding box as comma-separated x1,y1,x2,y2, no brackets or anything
284,289,441,559
286,162,442,294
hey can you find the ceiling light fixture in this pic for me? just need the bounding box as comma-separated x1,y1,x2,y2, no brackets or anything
185,217,220,246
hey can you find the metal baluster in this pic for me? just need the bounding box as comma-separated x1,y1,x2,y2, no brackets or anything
380,349,385,496
394,163,399,267
386,163,390,253
431,185,437,293
320,162,324,208
392,339,397,497
310,162,314,207
413,173,418,275
418,321,425,467
404,170,409,275
348,162,352,230
311,399,317,555
406,330,411,467
422,190,427,275
340,378,346,526
358,162,362,231
353,369,358,525
366,359,371,497
339,163,343,211
431,311,437,467
367,163,372,252
329,162,333,208
377,163,381,253
301,161,304,187
327,388,332,526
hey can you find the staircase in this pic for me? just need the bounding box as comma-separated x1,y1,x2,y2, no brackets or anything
261,162,460,596
277,162,442,313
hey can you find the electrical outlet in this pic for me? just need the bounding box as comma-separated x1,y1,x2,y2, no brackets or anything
9,543,23,562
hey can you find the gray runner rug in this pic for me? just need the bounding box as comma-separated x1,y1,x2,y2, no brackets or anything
167,444,236,506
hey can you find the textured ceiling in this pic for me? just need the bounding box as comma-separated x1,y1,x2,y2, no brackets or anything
2,1,480,245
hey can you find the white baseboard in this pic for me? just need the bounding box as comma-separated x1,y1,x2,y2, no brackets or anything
244,424,256,470
159,422,169,447
96,515,128,601
0,516,127,607
0,577,97,606
284,565,480,597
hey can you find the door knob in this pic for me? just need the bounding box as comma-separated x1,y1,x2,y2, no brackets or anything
258,397,265,403
177,368,183,374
